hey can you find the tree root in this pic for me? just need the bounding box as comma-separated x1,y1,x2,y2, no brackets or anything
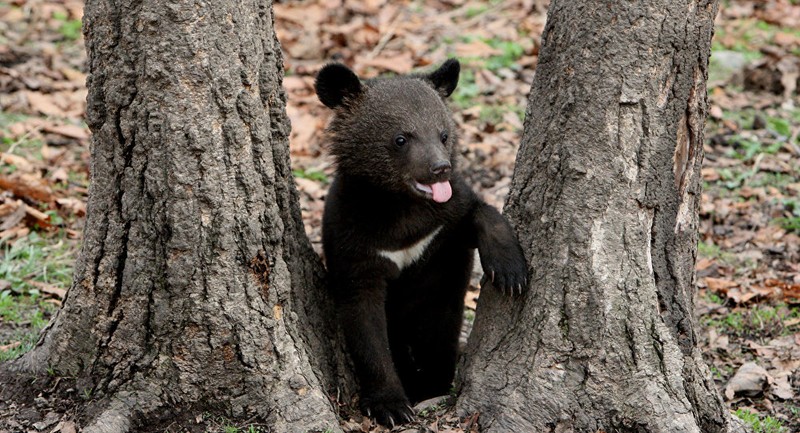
83,401,132,433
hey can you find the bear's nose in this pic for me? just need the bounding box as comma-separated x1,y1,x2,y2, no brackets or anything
430,160,451,175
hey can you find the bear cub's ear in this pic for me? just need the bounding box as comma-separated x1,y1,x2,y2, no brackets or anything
425,58,460,97
315,63,363,108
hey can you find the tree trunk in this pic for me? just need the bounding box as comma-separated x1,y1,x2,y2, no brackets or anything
2,0,344,431
458,1,745,432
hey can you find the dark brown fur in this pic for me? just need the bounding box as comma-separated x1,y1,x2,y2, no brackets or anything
316,60,527,427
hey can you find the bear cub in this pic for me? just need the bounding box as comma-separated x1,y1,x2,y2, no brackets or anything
316,59,527,427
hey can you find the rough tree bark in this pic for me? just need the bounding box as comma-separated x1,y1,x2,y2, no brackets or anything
1,0,345,431
458,1,746,432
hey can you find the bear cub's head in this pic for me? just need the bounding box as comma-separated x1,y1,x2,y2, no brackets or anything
315,59,460,203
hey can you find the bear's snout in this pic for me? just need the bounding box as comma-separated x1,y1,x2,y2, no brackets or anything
430,160,451,176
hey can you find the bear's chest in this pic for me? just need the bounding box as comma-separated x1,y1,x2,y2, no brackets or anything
377,226,442,271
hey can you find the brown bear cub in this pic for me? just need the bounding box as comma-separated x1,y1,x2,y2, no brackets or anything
316,59,527,427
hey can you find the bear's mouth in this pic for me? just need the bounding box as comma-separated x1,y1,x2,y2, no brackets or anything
413,180,452,203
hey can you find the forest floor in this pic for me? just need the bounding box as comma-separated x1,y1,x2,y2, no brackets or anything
0,0,799,432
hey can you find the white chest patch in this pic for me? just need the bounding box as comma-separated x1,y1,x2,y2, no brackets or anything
378,226,443,271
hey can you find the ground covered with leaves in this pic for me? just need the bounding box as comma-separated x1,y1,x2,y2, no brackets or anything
0,0,799,432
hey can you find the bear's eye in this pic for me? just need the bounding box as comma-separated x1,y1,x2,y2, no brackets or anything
394,135,407,147
440,131,449,143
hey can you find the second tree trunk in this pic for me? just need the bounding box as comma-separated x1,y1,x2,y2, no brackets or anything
457,1,743,432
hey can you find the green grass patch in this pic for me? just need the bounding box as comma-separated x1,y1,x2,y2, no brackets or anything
0,292,54,361
705,311,745,332
749,172,796,189
0,232,73,361
52,11,82,41
292,168,329,184
448,64,523,127
776,216,800,234
477,104,524,129
714,107,756,130
0,111,27,130
709,364,735,380
711,40,762,62
705,304,800,336
0,122,45,155
0,111,42,155
65,169,90,190
0,232,74,297
754,19,800,42
708,364,736,381
705,291,725,305
697,241,736,264
453,36,525,72
0,136,46,155
789,106,800,124
714,110,795,161
765,116,791,138
464,309,475,324
452,69,480,109
0,163,17,176
713,167,756,190
418,403,441,417
464,5,489,18
728,134,783,161
713,18,789,57
774,198,800,233
735,408,787,433
484,38,525,71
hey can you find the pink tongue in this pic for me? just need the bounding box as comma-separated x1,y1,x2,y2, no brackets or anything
430,181,452,203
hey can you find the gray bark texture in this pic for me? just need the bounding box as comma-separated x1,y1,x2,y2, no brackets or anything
457,1,747,432
2,0,345,431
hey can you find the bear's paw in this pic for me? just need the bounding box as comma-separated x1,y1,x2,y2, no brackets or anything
360,393,415,427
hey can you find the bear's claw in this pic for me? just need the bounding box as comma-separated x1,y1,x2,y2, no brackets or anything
480,244,528,296
361,394,415,427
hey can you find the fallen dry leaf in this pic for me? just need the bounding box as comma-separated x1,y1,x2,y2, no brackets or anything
40,144,66,161
59,66,86,83
25,91,63,117
0,226,30,240
295,177,324,200
0,173,54,203
454,39,502,58
28,280,67,299
43,123,88,140
770,372,794,400
52,420,77,433
283,76,313,93
1,152,34,172
725,362,771,400
50,167,69,183
0,341,21,351
696,257,715,271
707,328,730,351
705,277,740,293
56,197,86,216
24,202,53,230
0,201,19,218
0,204,26,231
287,106,322,156
783,317,800,327
358,52,414,74
464,290,479,310
709,105,724,119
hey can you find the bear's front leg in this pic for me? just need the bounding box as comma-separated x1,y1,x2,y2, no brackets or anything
472,202,528,295
334,280,415,426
